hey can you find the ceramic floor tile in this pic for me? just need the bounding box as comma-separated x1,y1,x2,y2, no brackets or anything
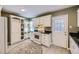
8,40,70,54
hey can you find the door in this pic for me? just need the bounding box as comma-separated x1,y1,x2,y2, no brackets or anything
52,14,68,48
11,18,21,44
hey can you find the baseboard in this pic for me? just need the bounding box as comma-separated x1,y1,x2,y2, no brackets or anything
67,48,70,50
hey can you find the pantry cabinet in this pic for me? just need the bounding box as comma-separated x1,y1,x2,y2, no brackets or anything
69,36,79,54
9,15,27,44
10,15,21,44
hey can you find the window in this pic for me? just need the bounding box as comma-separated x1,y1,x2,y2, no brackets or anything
54,19,64,32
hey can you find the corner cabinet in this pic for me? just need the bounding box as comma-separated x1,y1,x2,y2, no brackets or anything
77,9,79,27
69,36,79,54
42,34,51,47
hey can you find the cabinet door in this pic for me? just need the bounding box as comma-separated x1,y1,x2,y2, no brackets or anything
39,17,44,25
32,18,39,27
42,34,51,47
11,18,21,44
32,18,36,27
70,36,79,54
43,15,51,27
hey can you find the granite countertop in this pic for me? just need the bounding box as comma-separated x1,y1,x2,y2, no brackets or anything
69,32,79,47
34,30,52,34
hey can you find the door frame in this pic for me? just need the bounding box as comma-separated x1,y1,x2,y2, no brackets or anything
52,14,69,48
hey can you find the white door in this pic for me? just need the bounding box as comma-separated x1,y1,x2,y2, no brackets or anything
11,19,21,44
52,14,68,48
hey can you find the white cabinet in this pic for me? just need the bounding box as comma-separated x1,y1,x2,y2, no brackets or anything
42,15,51,27
32,18,40,27
39,15,51,27
10,15,22,44
69,36,79,54
42,34,51,47
77,9,79,27
0,17,7,53
32,15,51,27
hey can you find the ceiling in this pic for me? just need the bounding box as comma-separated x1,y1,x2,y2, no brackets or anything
2,5,74,18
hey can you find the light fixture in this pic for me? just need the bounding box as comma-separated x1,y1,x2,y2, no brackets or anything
21,9,25,11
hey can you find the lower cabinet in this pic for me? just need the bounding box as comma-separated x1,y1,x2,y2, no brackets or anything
69,36,79,54
42,34,51,47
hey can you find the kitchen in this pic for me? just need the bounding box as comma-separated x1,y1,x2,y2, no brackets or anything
0,5,79,54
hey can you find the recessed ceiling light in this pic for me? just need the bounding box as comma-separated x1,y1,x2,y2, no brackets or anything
21,9,25,11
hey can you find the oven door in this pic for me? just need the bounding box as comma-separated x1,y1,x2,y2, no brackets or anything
33,33,41,44
35,35,39,39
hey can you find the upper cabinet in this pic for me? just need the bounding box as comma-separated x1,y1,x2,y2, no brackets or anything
69,36,79,54
32,15,52,27
42,15,51,27
77,9,79,27
32,17,40,27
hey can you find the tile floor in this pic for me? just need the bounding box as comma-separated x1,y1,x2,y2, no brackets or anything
8,40,70,54
42,45,70,54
